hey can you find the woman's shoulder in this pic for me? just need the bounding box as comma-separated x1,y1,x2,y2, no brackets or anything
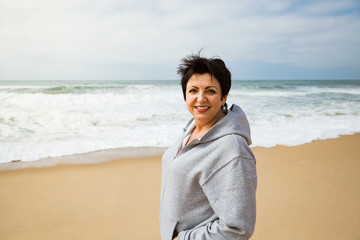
197,134,255,186
197,134,254,176
215,133,254,160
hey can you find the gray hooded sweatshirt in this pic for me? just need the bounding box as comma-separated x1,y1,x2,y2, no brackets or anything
160,104,257,240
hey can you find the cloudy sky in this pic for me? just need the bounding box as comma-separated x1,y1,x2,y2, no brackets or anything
0,0,359,80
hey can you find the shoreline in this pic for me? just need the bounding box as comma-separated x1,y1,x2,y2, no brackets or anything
0,146,167,172
1,133,359,172
0,133,359,239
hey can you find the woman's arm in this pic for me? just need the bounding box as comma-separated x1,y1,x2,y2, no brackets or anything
177,156,257,240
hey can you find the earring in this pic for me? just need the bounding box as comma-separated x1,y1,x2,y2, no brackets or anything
222,103,228,114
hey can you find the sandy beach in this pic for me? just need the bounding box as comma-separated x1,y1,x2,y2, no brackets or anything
1,134,360,240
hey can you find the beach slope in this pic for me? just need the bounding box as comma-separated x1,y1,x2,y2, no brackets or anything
1,134,359,239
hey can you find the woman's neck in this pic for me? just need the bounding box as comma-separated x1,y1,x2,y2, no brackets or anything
193,111,226,137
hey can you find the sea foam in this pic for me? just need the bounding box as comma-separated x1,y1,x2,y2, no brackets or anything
1,80,360,164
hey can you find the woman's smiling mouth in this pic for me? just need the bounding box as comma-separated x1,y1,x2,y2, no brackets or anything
195,106,210,112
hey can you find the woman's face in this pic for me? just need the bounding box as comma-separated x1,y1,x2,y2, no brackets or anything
185,73,227,129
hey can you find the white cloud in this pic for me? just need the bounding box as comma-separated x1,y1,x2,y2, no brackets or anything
0,0,359,80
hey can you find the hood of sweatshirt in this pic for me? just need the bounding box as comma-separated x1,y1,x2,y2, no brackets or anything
183,104,252,146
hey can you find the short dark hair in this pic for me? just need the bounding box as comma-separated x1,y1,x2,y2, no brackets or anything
177,53,231,100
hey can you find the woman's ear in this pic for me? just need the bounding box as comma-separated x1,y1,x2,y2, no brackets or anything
221,95,228,104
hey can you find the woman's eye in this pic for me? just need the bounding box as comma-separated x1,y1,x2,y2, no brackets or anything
189,89,197,93
208,89,216,93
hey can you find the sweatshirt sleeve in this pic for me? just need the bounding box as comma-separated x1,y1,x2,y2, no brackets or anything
177,155,257,240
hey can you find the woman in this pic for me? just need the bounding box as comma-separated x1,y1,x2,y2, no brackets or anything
160,54,257,240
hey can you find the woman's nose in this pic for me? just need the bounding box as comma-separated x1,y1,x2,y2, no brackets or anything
197,91,206,102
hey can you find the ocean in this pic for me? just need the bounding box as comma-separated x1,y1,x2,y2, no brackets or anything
1,80,360,164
